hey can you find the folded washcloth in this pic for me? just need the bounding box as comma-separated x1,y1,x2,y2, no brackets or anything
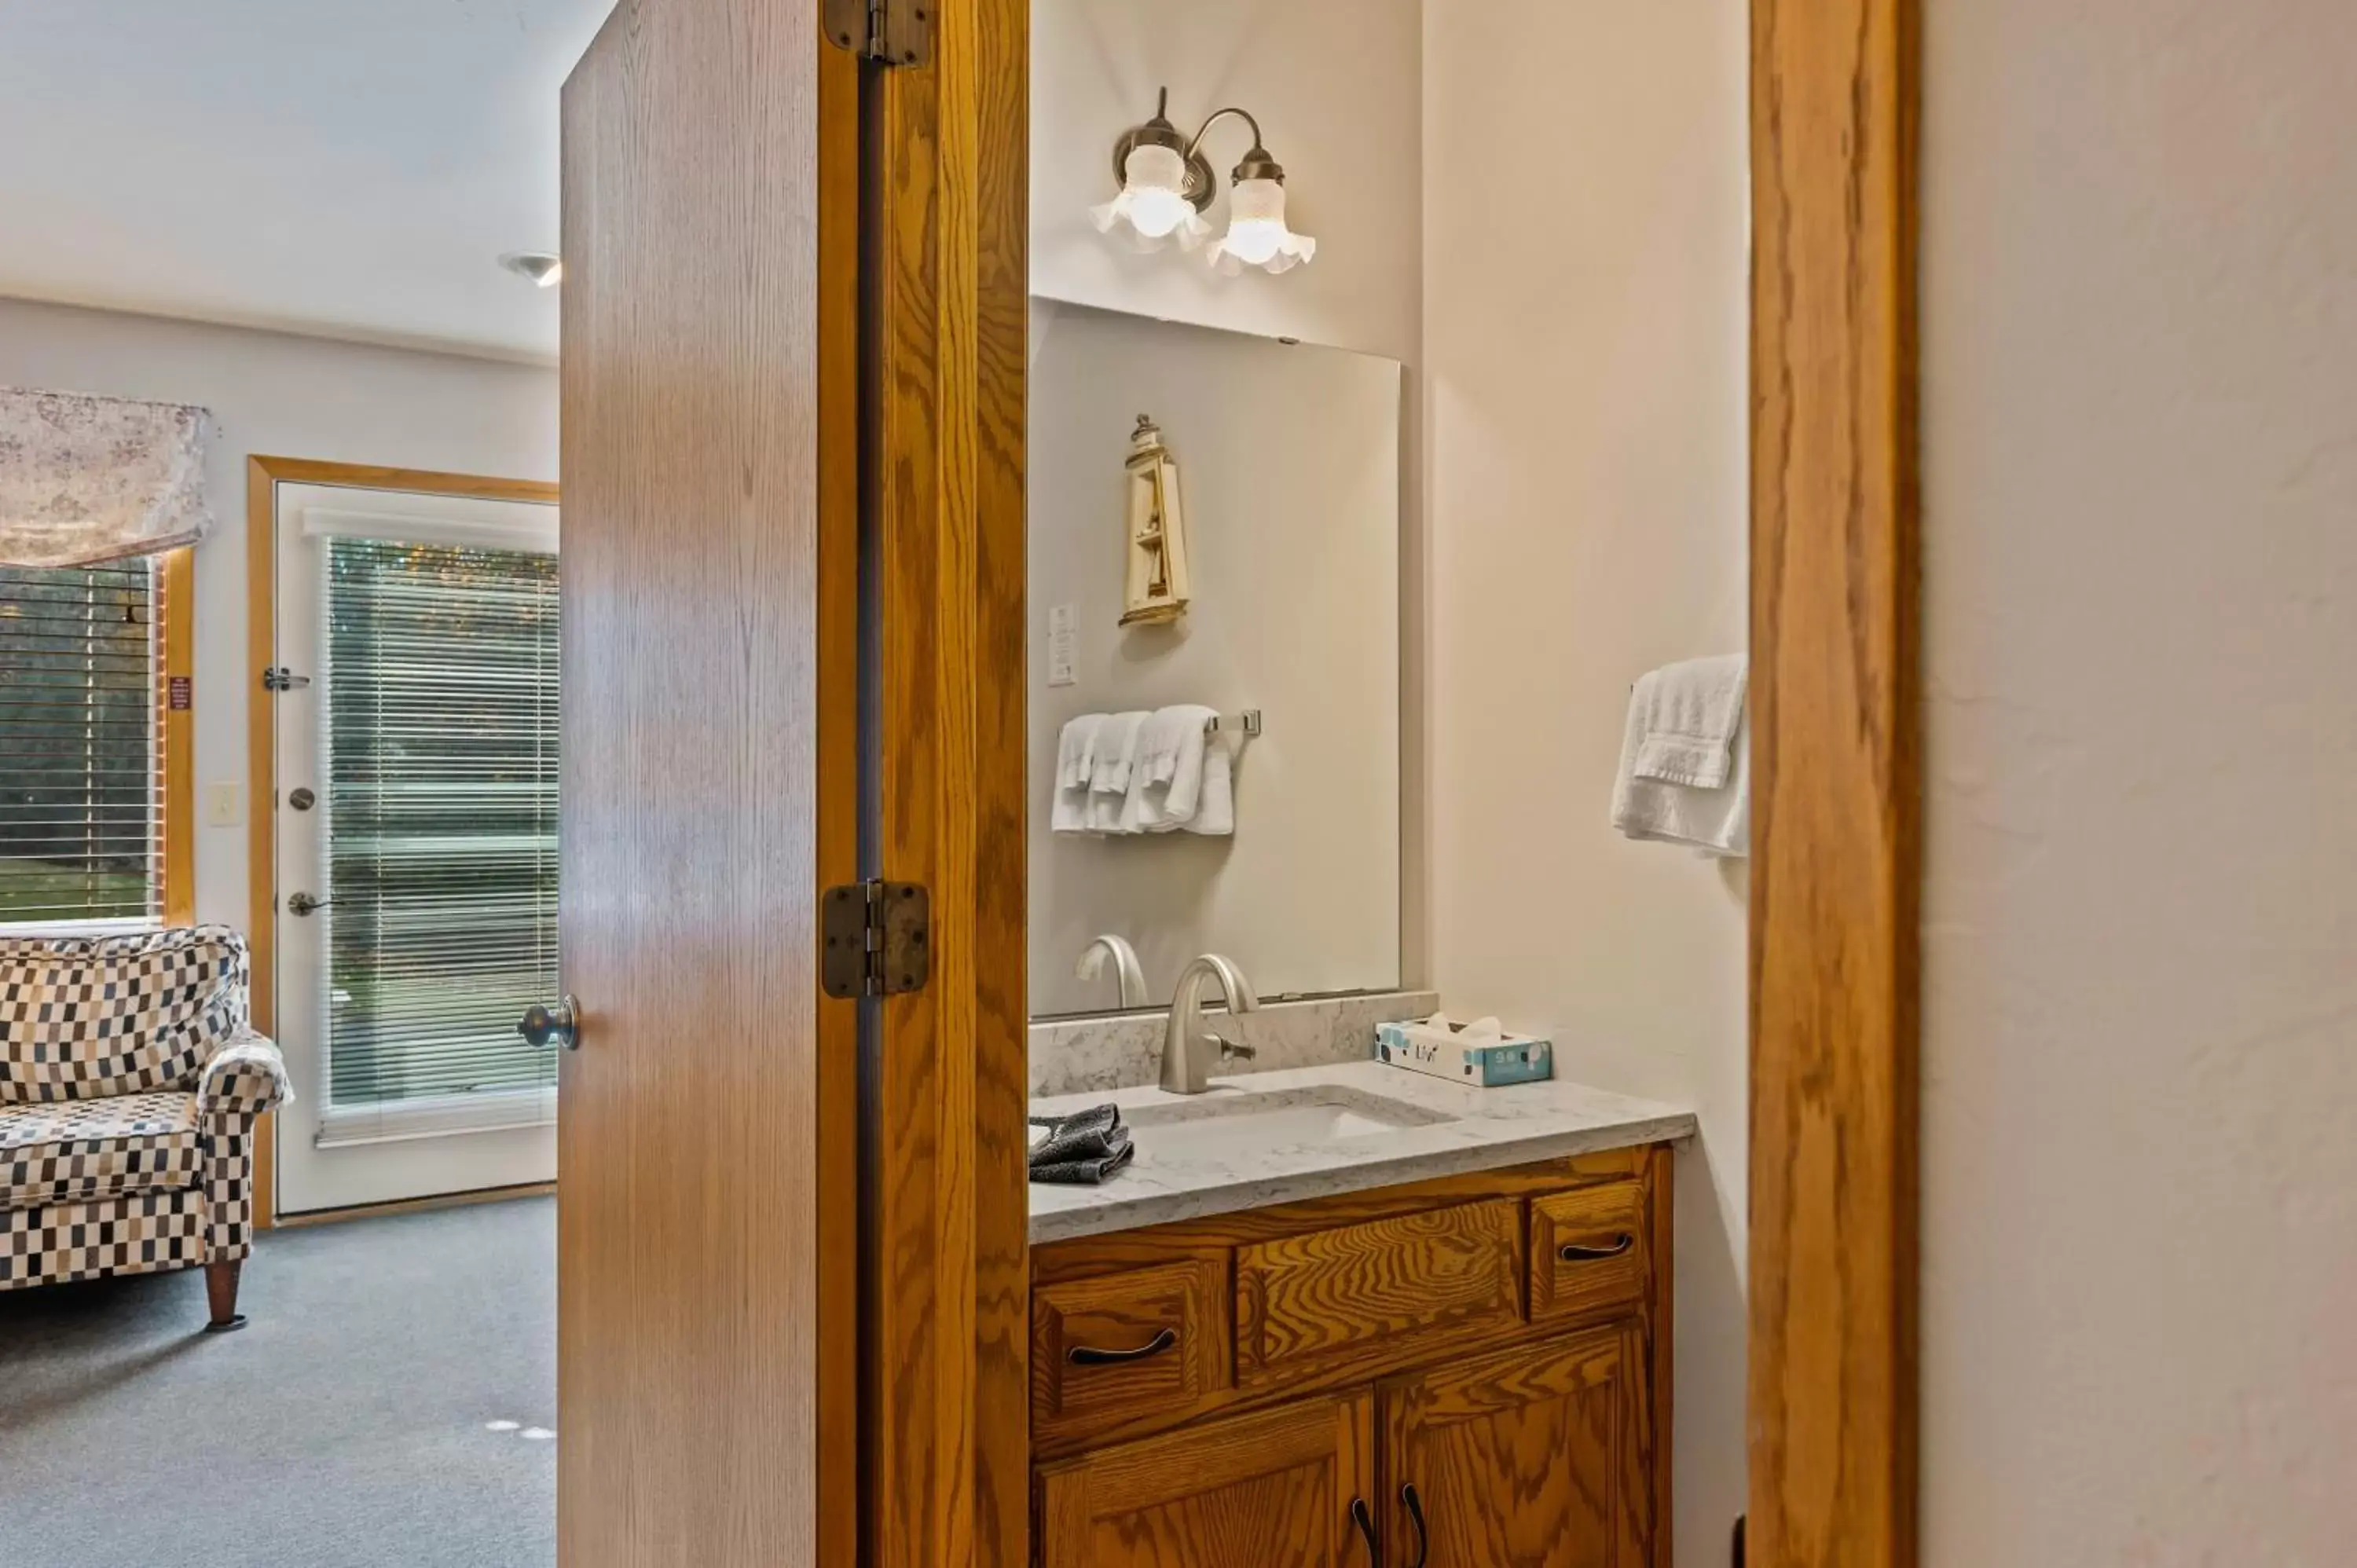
1053,714,1104,834
1028,1105,1135,1185
1630,655,1748,789
1086,712,1149,834
1126,705,1217,832
1612,691,1750,857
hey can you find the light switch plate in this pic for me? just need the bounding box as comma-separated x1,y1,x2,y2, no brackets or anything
1047,603,1078,687
205,782,244,828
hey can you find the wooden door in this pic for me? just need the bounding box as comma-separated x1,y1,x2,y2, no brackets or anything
555,2,859,1564
1036,1393,1378,1568
1379,1324,1653,1568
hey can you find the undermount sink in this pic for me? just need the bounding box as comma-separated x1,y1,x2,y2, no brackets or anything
1124,1084,1453,1163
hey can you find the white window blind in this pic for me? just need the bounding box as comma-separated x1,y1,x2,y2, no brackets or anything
0,561,163,927
317,537,559,1132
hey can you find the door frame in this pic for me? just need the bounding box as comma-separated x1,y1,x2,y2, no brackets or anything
864,0,1033,1563
243,454,560,1229
1747,2,1922,1564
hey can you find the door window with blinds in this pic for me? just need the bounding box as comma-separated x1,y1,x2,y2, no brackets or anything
0,560,167,928
319,535,559,1129
271,478,559,1213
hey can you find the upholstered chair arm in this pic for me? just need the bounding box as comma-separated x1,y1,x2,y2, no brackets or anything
196,1031,294,1119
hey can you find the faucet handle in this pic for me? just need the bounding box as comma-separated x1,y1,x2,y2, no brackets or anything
1217,1035,1256,1064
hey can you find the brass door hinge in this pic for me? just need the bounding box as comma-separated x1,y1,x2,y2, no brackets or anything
822,881,931,998
823,0,930,66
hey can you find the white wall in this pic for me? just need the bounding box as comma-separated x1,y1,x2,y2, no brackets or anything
1027,300,1401,1016
0,297,559,933
1422,5,1750,1565
1920,5,2357,1560
1031,0,1422,365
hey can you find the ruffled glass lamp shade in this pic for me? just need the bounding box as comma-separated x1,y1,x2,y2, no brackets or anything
1206,178,1316,275
1091,144,1211,251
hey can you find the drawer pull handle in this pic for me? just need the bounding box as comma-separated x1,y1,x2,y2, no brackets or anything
1350,1497,1382,1566
1067,1327,1178,1366
1400,1483,1430,1568
1560,1233,1636,1263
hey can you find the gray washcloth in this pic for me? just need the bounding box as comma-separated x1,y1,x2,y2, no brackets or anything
1028,1105,1135,1185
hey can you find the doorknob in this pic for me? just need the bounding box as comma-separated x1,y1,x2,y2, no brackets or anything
519,995,581,1051
285,892,330,917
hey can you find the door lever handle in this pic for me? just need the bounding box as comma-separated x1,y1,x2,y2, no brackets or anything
519,995,581,1051
285,892,330,917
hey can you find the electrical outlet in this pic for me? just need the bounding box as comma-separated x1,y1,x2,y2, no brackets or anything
205,782,244,828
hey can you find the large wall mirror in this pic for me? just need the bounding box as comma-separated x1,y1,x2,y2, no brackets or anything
1028,298,1402,1018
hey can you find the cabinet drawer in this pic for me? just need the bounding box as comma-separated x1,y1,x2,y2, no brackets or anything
1234,1198,1524,1386
1528,1181,1650,1324
1032,1258,1227,1444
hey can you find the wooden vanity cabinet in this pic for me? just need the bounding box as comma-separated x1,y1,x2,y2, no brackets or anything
1029,1144,1675,1568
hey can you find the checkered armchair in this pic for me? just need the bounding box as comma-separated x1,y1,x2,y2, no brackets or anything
1,925,291,1329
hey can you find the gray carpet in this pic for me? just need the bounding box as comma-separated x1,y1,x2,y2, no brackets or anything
0,1197,555,1568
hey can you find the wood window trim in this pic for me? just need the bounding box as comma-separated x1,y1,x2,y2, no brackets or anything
1748,1,1923,1564
159,546,196,928
241,455,560,1231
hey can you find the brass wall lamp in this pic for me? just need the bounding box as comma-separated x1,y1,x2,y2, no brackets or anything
1091,88,1318,274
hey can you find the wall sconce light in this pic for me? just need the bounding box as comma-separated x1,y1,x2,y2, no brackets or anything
1091,88,1318,275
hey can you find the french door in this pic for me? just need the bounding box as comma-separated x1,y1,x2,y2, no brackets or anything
270,476,562,1214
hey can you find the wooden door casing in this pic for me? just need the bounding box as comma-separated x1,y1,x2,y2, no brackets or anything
555,1,858,1562
1036,1391,1377,1568
1379,1324,1652,1568
1750,1,1922,1563
867,0,1033,1564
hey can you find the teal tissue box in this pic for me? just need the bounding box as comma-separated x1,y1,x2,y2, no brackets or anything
1375,1019,1554,1087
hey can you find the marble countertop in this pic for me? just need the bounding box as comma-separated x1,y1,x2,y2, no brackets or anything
1028,1061,1696,1245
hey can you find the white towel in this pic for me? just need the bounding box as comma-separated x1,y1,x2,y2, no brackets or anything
1612,691,1750,857
1051,714,1102,834
1182,742,1235,837
1125,705,1216,832
1630,655,1748,788
1086,711,1149,834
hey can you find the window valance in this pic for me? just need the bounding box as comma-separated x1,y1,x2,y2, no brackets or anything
0,387,214,567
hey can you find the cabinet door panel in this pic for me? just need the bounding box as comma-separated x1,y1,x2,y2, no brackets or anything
1381,1324,1651,1568
1037,1391,1376,1568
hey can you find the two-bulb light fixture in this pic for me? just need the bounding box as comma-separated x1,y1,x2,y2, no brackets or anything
1091,89,1317,276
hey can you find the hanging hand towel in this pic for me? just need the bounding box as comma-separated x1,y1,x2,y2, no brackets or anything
1124,705,1217,832
1180,742,1235,837
1052,714,1104,834
1085,711,1150,834
1630,654,1748,788
1612,673,1750,857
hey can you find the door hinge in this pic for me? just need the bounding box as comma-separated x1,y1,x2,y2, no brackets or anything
259,666,310,693
822,881,931,999
823,0,930,66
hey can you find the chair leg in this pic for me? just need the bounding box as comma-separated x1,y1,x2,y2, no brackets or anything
204,1259,247,1332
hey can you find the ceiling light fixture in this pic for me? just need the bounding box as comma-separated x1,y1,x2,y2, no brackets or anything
1092,90,1316,275
500,251,563,288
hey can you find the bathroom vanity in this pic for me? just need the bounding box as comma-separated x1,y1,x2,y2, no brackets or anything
1025,1064,1691,1567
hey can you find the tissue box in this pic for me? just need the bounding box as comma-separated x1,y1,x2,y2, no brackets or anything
1375,1018,1554,1087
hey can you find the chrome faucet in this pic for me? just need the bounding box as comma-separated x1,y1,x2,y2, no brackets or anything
1160,954,1261,1094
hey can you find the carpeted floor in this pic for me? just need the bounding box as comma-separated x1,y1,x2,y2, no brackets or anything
0,1196,555,1568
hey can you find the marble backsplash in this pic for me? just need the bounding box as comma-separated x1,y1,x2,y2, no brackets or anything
1028,990,1440,1098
